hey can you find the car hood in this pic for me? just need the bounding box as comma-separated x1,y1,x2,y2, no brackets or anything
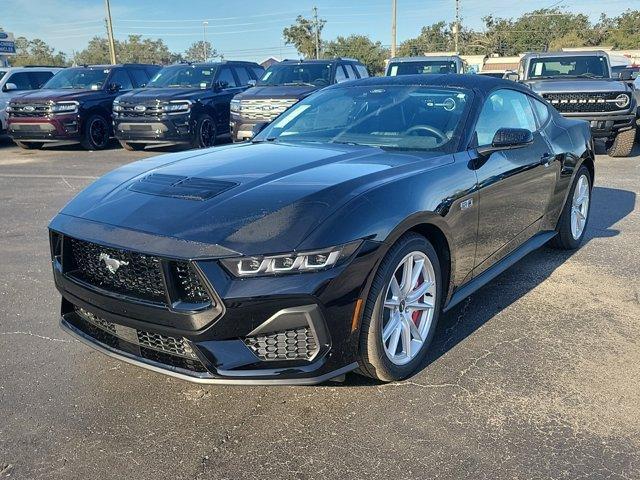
117,87,207,102
56,142,449,256
526,78,630,94
9,88,108,103
234,85,318,101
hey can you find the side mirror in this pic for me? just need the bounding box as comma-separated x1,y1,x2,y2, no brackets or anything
503,71,519,81
477,128,534,157
108,83,121,93
619,70,633,81
3,82,17,92
213,80,229,91
247,79,257,87
251,121,269,137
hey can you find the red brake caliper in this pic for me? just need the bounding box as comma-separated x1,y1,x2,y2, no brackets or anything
411,274,423,326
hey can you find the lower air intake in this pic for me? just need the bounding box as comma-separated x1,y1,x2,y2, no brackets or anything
244,327,319,361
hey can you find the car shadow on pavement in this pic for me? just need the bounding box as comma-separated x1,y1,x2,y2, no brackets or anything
343,185,636,386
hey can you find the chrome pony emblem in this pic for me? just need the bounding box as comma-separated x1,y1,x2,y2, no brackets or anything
99,253,129,274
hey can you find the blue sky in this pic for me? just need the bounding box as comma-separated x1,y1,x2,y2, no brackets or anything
2,0,635,61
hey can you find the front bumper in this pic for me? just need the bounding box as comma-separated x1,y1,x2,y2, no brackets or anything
7,113,81,142
113,114,192,145
50,217,380,384
230,114,258,142
561,112,636,138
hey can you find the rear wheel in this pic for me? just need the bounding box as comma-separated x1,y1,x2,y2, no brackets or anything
606,127,636,157
119,140,145,151
80,114,110,150
15,141,44,150
190,113,216,149
356,233,442,382
551,165,592,250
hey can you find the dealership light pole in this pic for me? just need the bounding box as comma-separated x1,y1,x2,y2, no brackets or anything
453,0,460,53
313,6,320,59
104,0,117,64
391,0,397,58
202,21,209,62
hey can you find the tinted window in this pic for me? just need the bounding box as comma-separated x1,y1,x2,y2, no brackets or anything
145,66,160,78
527,56,608,79
29,71,54,89
251,66,264,78
44,68,110,89
235,66,252,86
129,69,149,88
216,66,238,87
259,63,332,87
6,72,33,90
475,89,537,145
109,69,132,90
355,64,369,78
344,64,357,79
334,65,347,83
388,61,457,76
530,97,550,126
148,65,216,88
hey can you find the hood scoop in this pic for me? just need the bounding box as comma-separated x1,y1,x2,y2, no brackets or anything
128,173,237,201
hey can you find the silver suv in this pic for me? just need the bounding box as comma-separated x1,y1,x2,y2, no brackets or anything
0,66,62,133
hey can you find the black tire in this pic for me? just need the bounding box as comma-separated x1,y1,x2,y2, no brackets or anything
356,233,443,382
190,113,216,149
606,127,636,157
119,140,145,151
550,165,592,250
80,114,110,150
15,141,44,150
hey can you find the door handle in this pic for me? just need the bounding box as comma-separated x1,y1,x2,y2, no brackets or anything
540,153,554,166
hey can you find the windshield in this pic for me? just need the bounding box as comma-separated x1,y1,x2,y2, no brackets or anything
255,85,472,153
258,63,332,87
527,56,609,79
388,61,458,76
147,65,218,88
43,68,110,90
0,71,6,81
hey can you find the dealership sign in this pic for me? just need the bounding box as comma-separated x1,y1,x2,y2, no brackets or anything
0,32,16,55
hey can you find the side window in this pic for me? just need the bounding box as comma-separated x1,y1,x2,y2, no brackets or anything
334,65,347,83
235,66,252,86
29,71,54,89
145,66,160,78
355,64,369,78
6,72,33,90
251,66,264,79
475,89,537,146
109,69,133,90
530,97,550,127
344,64,358,79
129,69,149,88
216,67,238,87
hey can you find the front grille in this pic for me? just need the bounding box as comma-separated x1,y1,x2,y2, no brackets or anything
239,98,299,121
64,237,212,307
8,103,51,118
542,92,630,113
244,327,319,361
115,102,164,118
75,308,206,372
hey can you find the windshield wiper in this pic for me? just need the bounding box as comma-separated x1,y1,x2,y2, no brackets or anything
576,73,602,79
283,82,315,87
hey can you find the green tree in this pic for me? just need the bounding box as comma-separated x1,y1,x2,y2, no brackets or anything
397,21,452,56
184,41,218,62
283,14,325,59
598,10,640,48
74,36,111,65
11,36,67,66
323,35,389,75
74,35,173,65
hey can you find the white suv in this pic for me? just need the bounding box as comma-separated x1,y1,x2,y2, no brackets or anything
0,66,62,133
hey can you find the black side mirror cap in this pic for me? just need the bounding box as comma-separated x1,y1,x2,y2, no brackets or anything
619,70,633,81
476,128,534,157
108,83,121,93
213,80,229,91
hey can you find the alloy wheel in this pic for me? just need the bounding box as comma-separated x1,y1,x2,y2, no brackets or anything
90,118,107,147
570,174,590,240
382,251,437,366
199,119,214,147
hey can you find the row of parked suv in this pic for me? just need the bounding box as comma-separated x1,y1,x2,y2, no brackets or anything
2,58,369,151
2,51,638,157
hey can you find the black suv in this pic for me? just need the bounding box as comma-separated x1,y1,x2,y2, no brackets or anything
112,61,264,150
7,64,160,150
230,58,369,141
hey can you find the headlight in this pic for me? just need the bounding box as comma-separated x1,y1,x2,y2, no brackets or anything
6,103,15,112
230,99,241,113
50,101,79,114
220,241,362,277
112,100,123,112
162,100,192,114
614,93,630,109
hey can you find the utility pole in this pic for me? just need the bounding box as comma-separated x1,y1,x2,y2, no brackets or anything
391,0,397,58
202,21,209,62
453,0,460,53
104,0,117,64
313,6,320,60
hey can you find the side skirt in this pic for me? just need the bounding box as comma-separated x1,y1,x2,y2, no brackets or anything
444,230,557,312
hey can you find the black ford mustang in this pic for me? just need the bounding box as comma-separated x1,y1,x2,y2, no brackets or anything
49,75,594,384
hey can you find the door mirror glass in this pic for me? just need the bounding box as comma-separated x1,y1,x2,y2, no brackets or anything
247,79,257,87
619,70,633,81
108,83,121,93
213,80,229,91
3,82,17,92
477,128,533,156
503,71,519,81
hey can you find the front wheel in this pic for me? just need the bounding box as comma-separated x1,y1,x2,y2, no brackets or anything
606,127,636,157
190,113,216,149
80,114,110,150
15,141,44,150
551,165,592,250
356,233,442,382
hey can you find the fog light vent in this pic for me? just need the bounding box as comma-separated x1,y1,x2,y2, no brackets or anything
244,327,319,361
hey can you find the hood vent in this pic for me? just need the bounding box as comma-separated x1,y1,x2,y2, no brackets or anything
128,173,237,201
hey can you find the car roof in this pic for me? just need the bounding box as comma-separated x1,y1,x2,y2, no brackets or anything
521,50,609,60
388,56,462,63
0,66,62,72
280,58,361,64
326,73,532,95
170,61,260,67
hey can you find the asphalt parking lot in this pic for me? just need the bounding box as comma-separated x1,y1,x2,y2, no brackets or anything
0,137,638,480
